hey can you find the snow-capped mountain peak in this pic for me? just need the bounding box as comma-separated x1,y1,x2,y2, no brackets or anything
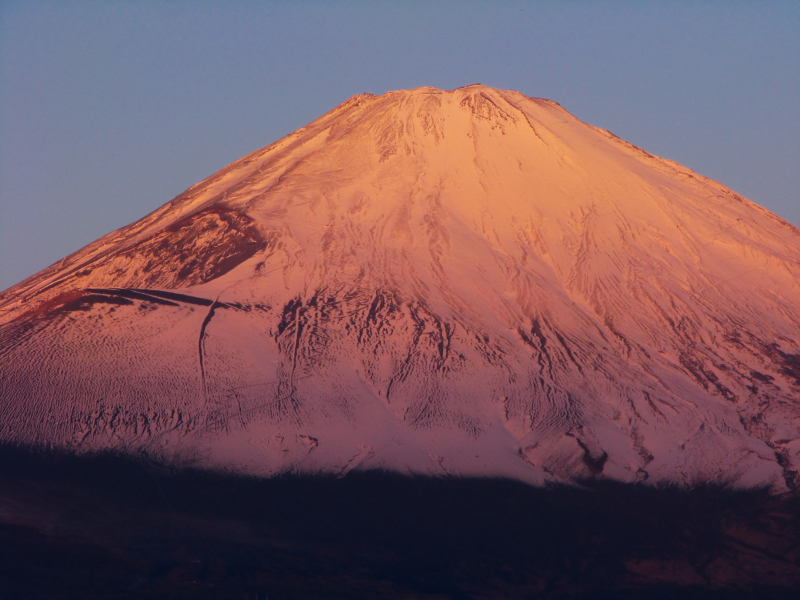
2,86,800,490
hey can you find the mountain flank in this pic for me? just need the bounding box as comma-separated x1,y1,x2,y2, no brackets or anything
2,85,799,490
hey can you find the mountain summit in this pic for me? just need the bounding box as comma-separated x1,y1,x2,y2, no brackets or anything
2,85,799,489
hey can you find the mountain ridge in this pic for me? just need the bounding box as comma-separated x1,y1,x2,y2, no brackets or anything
2,85,799,490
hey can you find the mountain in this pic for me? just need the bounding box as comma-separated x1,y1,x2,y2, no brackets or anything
2,85,799,490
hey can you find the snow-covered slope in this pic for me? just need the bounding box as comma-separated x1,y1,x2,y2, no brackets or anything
2,85,800,489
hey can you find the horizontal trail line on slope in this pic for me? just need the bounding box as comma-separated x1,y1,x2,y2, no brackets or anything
83,288,178,306
129,289,224,307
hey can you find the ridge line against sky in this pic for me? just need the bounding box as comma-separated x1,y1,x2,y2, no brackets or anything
1,1,798,291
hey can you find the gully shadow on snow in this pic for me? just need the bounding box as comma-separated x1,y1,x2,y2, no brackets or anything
0,444,798,599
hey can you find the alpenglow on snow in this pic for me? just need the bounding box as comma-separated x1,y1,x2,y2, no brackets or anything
2,85,800,490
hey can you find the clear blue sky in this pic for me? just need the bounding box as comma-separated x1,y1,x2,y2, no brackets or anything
1,1,798,291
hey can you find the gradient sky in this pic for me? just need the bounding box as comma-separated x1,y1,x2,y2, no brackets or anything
1,1,797,291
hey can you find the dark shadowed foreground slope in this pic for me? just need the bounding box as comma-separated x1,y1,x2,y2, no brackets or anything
0,445,798,599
